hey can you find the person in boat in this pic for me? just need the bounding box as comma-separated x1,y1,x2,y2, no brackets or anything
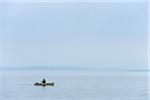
42,78,46,84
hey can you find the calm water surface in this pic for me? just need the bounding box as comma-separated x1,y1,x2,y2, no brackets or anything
0,70,148,100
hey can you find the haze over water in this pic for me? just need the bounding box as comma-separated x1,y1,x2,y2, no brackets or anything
0,0,148,100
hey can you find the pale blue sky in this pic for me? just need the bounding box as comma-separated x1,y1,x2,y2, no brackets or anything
0,1,148,69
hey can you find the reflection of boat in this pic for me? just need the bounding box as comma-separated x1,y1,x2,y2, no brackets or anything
34,82,54,86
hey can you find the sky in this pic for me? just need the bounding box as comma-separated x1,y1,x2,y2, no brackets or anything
0,0,148,70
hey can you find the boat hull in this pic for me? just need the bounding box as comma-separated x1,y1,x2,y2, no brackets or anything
34,82,54,86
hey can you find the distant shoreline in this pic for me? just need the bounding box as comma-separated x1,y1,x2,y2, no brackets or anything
0,67,149,72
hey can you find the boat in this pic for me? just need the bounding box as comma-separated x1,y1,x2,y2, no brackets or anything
34,82,54,86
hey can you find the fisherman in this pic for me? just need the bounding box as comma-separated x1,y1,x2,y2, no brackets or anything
42,78,46,84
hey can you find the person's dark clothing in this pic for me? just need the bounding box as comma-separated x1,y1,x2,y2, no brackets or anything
42,79,46,84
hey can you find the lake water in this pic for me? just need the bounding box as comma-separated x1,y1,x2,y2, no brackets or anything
0,70,149,100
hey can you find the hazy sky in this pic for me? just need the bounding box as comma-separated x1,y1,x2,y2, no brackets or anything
0,0,148,69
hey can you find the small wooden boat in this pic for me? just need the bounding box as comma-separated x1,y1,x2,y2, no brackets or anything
34,82,54,86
